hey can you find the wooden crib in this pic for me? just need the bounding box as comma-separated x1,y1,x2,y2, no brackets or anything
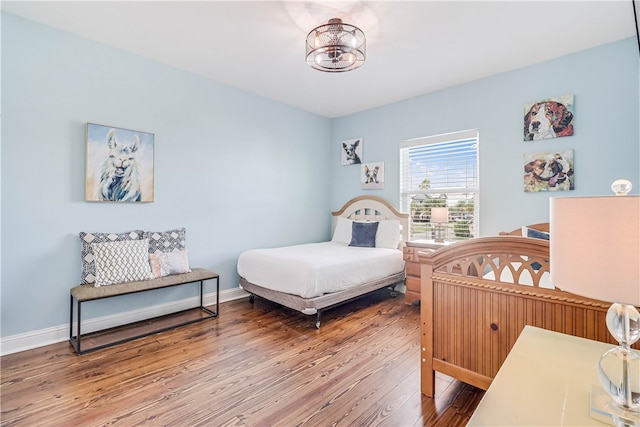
417,226,634,397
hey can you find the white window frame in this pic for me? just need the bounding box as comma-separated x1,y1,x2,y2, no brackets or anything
400,129,479,241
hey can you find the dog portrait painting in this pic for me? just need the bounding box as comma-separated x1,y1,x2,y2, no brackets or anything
85,123,154,202
341,138,363,165
524,95,574,141
523,149,574,192
361,161,384,190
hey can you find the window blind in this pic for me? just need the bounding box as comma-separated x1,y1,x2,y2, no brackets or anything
400,130,479,241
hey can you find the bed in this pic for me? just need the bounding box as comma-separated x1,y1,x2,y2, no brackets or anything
238,195,409,328
417,223,638,397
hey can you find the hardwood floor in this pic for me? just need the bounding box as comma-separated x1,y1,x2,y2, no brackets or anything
1,290,484,426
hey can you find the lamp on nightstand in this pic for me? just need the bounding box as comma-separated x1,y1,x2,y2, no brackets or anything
431,207,449,242
551,179,640,426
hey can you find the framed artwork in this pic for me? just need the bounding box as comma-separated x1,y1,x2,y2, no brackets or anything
85,123,154,202
523,149,574,192
524,94,574,141
361,161,384,190
341,138,363,165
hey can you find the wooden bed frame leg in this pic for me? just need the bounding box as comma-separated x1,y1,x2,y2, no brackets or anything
315,312,321,329
248,294,255,304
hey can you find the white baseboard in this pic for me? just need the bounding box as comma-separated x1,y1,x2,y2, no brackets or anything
0,286,249,356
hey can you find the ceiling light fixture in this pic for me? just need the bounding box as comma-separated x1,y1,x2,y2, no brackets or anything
305,18,366,72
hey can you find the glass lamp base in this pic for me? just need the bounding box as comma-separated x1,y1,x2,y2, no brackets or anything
591,384,640,426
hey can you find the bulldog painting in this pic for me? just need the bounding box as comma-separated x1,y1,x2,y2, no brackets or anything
523,149,574,192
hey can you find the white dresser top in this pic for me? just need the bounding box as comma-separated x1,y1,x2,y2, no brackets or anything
468,325,614,426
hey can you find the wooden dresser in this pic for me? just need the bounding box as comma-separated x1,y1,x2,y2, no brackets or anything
403,240,451,305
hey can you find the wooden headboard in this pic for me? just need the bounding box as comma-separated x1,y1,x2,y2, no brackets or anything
331,196,409,248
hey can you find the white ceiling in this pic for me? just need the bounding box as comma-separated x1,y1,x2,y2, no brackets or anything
2,1,637,118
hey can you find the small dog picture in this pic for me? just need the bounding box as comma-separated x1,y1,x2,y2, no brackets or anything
523,149,574,192
524,95,574,141
341,138,363,165
361,161,384,190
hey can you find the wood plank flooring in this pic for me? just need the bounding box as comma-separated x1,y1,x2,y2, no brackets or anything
1,290,484,426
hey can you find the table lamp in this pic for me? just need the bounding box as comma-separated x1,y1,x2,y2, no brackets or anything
431,207,448,242
550,179,640,426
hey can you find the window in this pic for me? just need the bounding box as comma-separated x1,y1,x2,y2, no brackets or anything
400,129,478,241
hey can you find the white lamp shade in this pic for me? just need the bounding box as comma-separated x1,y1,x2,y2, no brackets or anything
550,195,640,306
431,207,449,224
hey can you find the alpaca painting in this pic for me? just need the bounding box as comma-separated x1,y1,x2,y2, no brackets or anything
85,124,154,202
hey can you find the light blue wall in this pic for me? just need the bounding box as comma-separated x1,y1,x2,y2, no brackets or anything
1,13,331,337
2,12,639,341
330,38,640,235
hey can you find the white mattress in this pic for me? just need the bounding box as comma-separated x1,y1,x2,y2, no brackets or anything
237,242,404,298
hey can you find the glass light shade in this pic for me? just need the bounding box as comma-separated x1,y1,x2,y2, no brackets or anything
612,179,633,196
597,304,640,411
305,18,366,72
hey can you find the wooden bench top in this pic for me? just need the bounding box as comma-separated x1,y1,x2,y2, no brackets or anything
70,268,218,302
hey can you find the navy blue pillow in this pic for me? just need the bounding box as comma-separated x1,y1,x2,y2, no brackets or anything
525,228,550,240
349,222,379,248
524,228,549,270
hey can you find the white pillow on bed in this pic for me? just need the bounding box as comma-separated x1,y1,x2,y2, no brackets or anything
375,220,401,249
332,217,353,245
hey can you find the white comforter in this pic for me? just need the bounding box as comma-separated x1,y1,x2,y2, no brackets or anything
237,242,404,298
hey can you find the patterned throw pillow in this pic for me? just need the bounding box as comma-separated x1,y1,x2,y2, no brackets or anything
92,239,153,287
149,249,191,278
143,228,186,254
79,230,144,284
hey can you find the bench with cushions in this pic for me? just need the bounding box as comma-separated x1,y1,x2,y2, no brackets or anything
69,227,219,355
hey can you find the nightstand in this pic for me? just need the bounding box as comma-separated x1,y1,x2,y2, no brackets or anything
403,240,451,305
